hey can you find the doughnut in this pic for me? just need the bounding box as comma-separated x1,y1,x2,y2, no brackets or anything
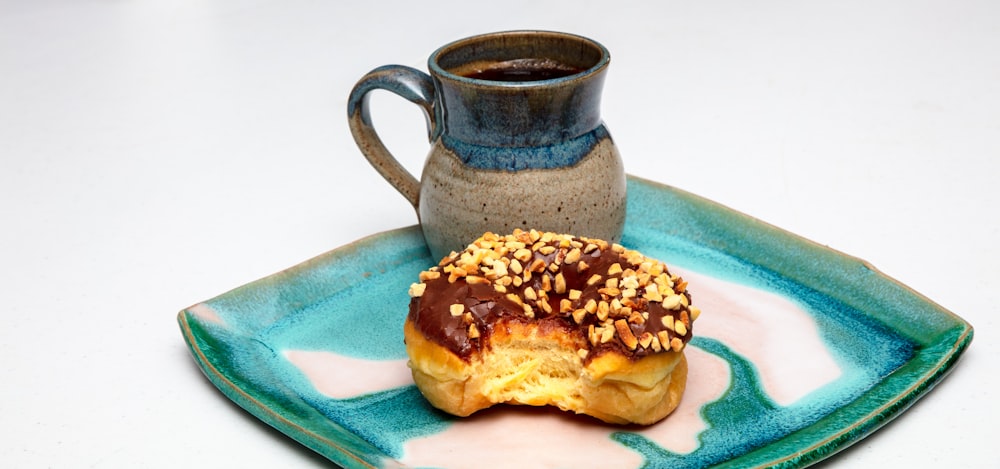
404,229,700,425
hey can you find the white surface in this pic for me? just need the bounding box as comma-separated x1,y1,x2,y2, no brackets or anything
1,0,996,467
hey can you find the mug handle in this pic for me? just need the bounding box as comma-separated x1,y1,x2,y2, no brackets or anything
347,65,438,209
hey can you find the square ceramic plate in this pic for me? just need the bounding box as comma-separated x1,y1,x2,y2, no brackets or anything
178,176,972,468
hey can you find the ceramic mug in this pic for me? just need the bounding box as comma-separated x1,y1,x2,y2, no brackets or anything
348,30,626,261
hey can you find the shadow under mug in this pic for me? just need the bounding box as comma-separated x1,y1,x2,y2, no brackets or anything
348,30,626,262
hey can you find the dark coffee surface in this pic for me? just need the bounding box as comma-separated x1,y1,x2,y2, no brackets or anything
457,58,585,82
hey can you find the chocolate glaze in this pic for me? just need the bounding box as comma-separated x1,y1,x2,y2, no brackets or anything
408,234,694,363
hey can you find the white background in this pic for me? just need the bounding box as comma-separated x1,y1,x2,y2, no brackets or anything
2,0,996,467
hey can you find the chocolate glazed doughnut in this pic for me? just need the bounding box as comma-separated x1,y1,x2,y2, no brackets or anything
404,230,700,425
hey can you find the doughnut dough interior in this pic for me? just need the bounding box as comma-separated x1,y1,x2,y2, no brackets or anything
404,320,687,425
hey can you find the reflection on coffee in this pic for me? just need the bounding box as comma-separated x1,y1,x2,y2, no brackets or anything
457,58,586,82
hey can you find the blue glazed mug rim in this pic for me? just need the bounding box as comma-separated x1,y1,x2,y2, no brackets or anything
428,30,610,88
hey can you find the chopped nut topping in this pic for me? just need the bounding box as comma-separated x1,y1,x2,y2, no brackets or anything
650,334,663,352
419,270,441,282
637,272,651,286
615,319,638,350
643,284,663,302
554,273,566,294
540,274,552,292
465,275,490,285
670,337,684,352
490,262,508,279
600,326,615,344
408,282,426,297
597,301,610,321
628,310,645,325
554,248,567,265
513,248,532,262
565,248,582,264
598,286,621,297
638,332,654,349
657,331,671,349
625,251,644,265
662,294,682,310
411,229,698,359
506,293,524,307
506,240,526,250
661,316,675,331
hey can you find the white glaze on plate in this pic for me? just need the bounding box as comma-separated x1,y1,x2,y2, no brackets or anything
674,267,843,406
635,345,730,454
188,302,224,325
284,351,411,399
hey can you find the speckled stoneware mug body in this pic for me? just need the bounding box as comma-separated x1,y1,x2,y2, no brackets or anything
348,31,626,261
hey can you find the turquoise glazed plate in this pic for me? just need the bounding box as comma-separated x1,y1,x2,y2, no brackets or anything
178,176,972,468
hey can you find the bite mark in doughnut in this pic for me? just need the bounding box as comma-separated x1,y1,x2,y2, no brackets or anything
404,229,700,425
